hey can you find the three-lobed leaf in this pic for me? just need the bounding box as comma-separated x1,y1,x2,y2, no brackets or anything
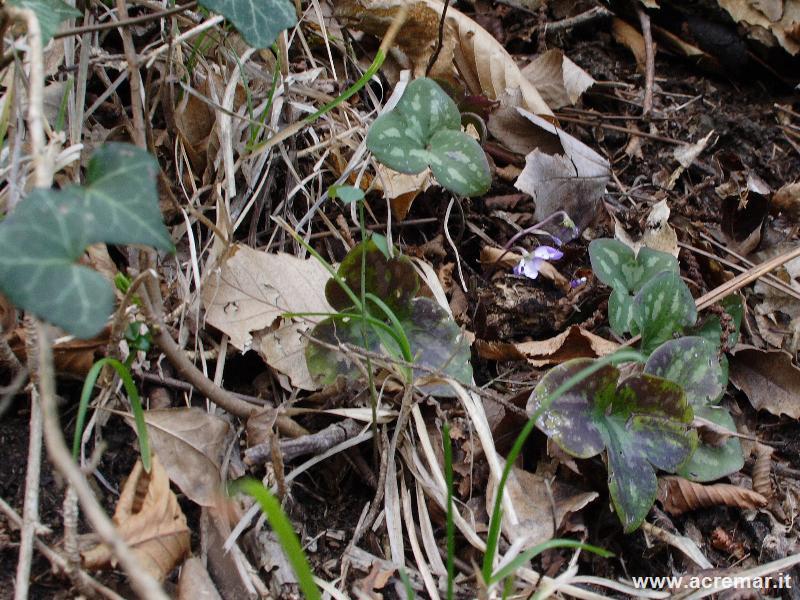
0,144,173,338
589,240,680,335
527,359,695,531
646,336,742,481
199,0,296,48
367,78,491,197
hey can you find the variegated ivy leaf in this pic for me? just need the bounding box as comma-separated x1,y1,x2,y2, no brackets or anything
306,298,472,397
633,272,697,353
527,359,695,531
589,240,679,335
646,336,742,482
0,144,173,338
366,78,491,197
199,0,296,48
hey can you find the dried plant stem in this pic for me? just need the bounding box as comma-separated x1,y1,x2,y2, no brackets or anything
115,0,146,148
54,1,199,39
36,322,169,600
634,3,655,116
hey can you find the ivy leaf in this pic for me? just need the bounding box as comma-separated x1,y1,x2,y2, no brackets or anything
305,298,472,396
645,337,726,407
527,359,695,531
589,241,679,335
0,144,173,338
199,0,296,48
633,271,697,353
678,406,743,482
8,0,80,43
367,78,490,197
325,239,419,319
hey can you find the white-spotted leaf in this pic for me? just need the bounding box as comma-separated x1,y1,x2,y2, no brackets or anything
367,78,490,197
678,406,743,482
527,359,695,531
0,144,173,338
633,271,697,353
199,0,296,48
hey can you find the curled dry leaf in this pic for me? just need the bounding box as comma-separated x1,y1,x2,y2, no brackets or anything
486,460,598,546
334,0,552,115
717,0,800,55
513,111,610,230
475,324,618,366
772,181,800,219
82,454,190,582
657,475,767,516
612,17,647,70
520,49,595,109
730,348,800,418
614,199,679,258
751,443,774,501
131,408,233,507
202,244,332,390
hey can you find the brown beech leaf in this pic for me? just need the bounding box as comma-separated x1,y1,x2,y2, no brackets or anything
82,454,190,581
131,408,233,507
486,461,598,546
475,325,618,366
730,348,800,418
334,0,552,115
657,476,767,516
520,49,595,109
202,244,331,390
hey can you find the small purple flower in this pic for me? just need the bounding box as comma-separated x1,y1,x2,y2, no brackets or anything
570,276,588,288
513,245,563,280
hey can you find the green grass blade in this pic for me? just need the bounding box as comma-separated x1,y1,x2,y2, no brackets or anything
233,479,322,600
73,357,151,472
490,539,612,585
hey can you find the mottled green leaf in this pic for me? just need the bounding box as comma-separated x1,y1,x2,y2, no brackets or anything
366,78,491,197
428,129,491,197
8,0,80,43
528,359,695,531
199,0,296,48
645,337,725,406
329,185,365,205
609,287,637,336
325,239,419,318
306,298,472,396
679,406,743,482
634,271,697,353
0,144,173,338
589,239,633,292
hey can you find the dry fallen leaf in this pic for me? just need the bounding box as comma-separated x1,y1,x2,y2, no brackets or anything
730,347,800,418
202,244,331,389
177,557,223,600
10,325,109,377
513,110,610,230
521,49,595,109
657,475,767,516
614,199,679,258
612,17,647,70
487,460,598,546
82,454,191,582
131,408,233,507
475,325,618,367
717,0,800,55
772,181,800,220
335,0,552,115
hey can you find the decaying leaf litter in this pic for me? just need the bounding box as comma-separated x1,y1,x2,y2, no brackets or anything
1,0,800,597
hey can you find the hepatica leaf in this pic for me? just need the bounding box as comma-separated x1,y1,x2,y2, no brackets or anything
325,239,419,319
308,239,472,396
527,359,695,531
589,240,679,335
633,272,697,353
367,78,491,197
0,144,173,338
678,406,743,482
199,0,296,48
